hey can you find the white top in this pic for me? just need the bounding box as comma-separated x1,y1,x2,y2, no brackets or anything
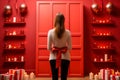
47,28,72,60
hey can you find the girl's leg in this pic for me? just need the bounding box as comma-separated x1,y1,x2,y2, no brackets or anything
50,60,59,80
61,59,70,80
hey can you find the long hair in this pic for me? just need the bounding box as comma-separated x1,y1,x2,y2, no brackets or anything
54,13,65,39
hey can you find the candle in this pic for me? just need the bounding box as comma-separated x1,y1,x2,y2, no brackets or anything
115,71,120,75
94,74,98,80
8,44,12,49
100,58,103,62
30,72,35,80
14,57,17,62
13,31,16,35
24,74,29,80
13,17,16,22
94,58,97,62
104,54,108,62
21,56,24,62
98,72,102,80
89,72,94,80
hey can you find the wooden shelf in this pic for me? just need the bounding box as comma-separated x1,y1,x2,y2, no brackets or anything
4,22,26,26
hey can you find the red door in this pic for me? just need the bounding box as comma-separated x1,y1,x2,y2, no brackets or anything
36,1,84,77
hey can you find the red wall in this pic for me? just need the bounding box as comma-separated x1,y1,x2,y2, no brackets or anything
0,0,120,76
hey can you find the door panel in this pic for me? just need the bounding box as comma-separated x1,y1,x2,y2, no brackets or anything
52,3,69,29
38,3,52,33
36,1,83,77
69,3,81,33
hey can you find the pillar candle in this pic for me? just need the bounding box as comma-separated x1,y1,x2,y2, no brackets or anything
94,74,98,80
30,72,35,80
89,72,94,80
24,75,29,80
104,54,108,62
98,72,102,80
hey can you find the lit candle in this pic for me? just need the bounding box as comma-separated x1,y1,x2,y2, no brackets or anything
89,72,94,80
30,72,35,80
94,58,97,62
8,44,12,49
21,56,24,62
8,58,11,62
94,74,98,80
115,71,120,75
98,72,102,80
104,54,108,62
14,57,17,62
13,31,16,35
13,17,16,22
24,74,29,80
100,58,103,62
103,20,105,23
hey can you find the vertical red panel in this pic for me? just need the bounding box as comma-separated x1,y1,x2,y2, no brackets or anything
36,2,52,76
68,2,84,77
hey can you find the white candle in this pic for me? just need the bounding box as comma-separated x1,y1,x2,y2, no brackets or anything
13,17,16,22
104,54,108,62
100,69,103,79
30,72,35,80
21,56,24,62
98,72,102,79
89,72,94,80
94,74,98,80
94,58,97,62
24,75,29,80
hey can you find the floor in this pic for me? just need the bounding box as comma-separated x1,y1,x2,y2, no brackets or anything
35,76,89,80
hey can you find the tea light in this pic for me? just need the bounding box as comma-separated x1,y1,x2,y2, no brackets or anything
8,58,11,61
100,58,103,62
103,33,106,36
100,33,102,36
13,31,16,35
99,20,102,23
100,46,103,49
103,20,105,23
103,46,106,49
94,58,97,62
14,57,17,62
8,44,12,49
9,33,12,35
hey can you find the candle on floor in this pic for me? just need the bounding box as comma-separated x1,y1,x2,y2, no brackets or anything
89,72,94,80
